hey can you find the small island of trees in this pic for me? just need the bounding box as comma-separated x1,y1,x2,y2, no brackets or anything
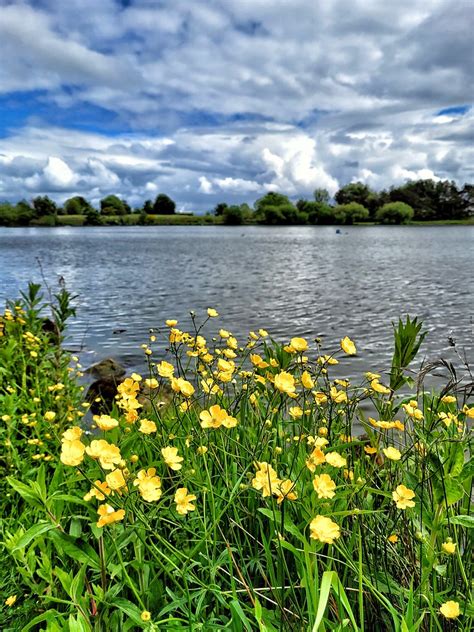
0,179,472,227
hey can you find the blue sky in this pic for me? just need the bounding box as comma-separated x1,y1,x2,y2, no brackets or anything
0,0,472,210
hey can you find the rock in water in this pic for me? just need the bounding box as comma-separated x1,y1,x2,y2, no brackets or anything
85,358,126,380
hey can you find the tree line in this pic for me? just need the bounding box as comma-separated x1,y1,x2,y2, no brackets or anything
0,179,472,226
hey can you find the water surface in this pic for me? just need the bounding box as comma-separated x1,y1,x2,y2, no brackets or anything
1,225,472,378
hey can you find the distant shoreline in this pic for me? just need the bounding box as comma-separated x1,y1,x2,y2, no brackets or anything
1,213,473,228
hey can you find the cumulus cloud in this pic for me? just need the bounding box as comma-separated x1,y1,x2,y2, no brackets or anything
0,0,472,208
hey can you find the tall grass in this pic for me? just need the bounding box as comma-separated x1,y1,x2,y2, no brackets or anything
1,286,472,631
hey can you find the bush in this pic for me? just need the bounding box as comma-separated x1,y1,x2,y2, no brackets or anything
222,205,243,225
376,202,414,224
333,202,370,224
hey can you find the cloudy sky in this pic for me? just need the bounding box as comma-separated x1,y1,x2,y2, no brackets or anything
0,0,472,211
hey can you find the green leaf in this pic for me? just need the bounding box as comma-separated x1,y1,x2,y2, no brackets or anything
21,609,63,631
114,597,146,627
448,515,474,528
229,599,253,632
12,521,56,551
48,531,100,570
444,477,465,506
6,476,43,506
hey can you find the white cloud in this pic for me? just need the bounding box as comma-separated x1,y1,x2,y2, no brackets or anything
0,0,472,208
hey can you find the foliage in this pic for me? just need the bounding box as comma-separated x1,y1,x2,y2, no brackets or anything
100,195,127,216
335,182,379,216
333,202,370,224
376,202,414,224
153,194,176,215
222,205,244,225
63,196,95,216
32,196,57,218
1,287,473,630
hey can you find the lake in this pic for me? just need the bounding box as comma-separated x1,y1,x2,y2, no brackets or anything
1,225,472,380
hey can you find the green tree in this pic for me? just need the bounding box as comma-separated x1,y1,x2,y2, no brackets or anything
32,195,57,218
63,196,94,216
313,188,330,204
214,202,228,216
335,182,379,216
376,202,414,224
143,200,154,214
100,195,126,216
333,202,369,224
222,205,243,225
153,193,176,215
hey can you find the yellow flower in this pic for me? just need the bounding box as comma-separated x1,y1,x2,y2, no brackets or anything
197,446,208,455
301,371,314,389
96,504,125,528
117,377,140,399
310,515,340,544
388,534,398,543
162,446,183,470
174,487,197,515
60,438,86,466
157,361,175,378
252,462,281,497
207,308,219,317
313,391,328,405
133,468,162,501
165,319,178,327
103,468,126,491
84,480,111,502
364,445,377,455
441,395,456,404
62,426,83,442
340,336,357,355
44,411,56,422
5,595,17,607
94,414,119,431
201,378,222,395
290,337,308,352
126,409,139,424
250,354,269,369
330,386,347,404
318,355,338,366
275,479,298,504
442,540,456,555
141,611,151,622
402,401,424,420
306,447,326,472
325,452,347,468
170,377,195,398
200,404,237,429
371,379,391,395
144,378,158,389
463,405,474,418
392,485,416,509
439,601,460,619
313,473,336,499
383,447,402,461
139,418,157,434
289,406,303,419
86,439,122,470
274,371,296,395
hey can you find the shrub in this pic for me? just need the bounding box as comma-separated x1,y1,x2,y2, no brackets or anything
376,201,414,224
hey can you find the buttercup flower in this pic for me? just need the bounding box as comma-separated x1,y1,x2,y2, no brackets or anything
340,336,357,355
313,473,337,499
289,406,303,419
388,534,399,543
392,485,416,509
442,540,456,555
5,595,17,607
134,468,162,501
97,504,125,528
383,447,402,461
325,452,347,468
306,447,326,472
141,611,151,622
170,377,195,398
44,411,56,422
165,319,178,327
139,418,157,434
162,446,183,470
84,480,111,502
275,479,298,504
105,468,127,491
290,337,308,352
439,601,460,619
274,371,296,395
301,371,314,389
252,462,281,497
86,439,122,470
310,515,340,544
60,435,86,466
117,378,140,400
370,379,391,395
94,414,119,431
200,404,237,429
207,308,218,317
157,361,175,378
174,487,197,515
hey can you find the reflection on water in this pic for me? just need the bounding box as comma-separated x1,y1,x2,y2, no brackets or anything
1,225,472,377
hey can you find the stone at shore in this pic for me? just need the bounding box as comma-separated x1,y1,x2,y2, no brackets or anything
85,358,126,380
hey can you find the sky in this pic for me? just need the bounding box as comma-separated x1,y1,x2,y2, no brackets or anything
0,0,473,212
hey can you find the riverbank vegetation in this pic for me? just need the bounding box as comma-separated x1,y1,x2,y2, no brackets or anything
0,178,472,227
1,284,472,630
